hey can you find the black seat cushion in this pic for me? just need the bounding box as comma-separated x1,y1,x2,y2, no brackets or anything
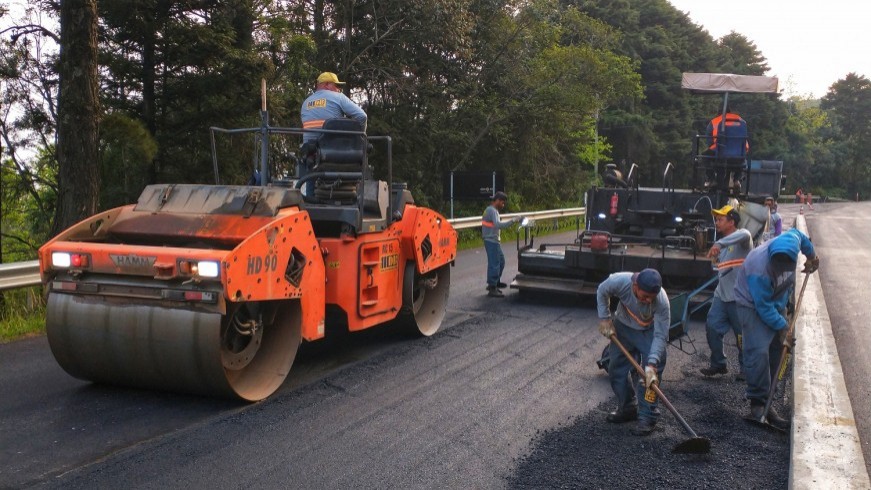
317,119,366,165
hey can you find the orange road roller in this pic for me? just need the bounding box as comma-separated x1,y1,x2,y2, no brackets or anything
38,117,456,401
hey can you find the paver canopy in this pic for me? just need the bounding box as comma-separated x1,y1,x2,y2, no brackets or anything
681,73,779,94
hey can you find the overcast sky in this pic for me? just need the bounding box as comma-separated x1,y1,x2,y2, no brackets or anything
668,0,871,98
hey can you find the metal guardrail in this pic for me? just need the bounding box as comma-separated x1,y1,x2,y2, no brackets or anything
449,207,586,230
0,260,40,292
0,207,585,292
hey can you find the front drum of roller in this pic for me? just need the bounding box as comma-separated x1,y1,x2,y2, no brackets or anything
45,293,302,401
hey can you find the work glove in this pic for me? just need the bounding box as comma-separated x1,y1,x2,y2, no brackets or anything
598,318,615,338
644,365,659,388
802,255,820,274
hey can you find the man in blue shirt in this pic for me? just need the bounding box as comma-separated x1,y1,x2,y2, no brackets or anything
300,72,367,142
298,72,368,188
733,228,819,429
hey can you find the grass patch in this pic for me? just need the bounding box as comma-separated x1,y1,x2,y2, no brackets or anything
0,287,46,343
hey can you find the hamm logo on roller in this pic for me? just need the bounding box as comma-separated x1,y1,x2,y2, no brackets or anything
110,254,157,269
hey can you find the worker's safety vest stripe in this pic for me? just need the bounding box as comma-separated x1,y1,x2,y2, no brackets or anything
716,258,745,270
624,306,653,327
303,119,325,129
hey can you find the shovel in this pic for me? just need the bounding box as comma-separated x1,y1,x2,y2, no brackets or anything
609,334,712,454
745,270,811,433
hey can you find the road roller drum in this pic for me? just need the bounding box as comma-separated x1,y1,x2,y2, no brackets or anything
46,294,303,400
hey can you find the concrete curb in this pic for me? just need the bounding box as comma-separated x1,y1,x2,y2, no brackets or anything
790,215,870,489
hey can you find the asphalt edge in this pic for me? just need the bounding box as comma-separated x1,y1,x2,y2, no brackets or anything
790,214,870,489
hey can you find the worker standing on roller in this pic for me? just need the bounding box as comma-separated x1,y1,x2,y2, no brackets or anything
701,205,752,379
597,269,671,436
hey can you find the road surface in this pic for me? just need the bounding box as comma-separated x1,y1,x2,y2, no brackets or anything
0,219,809,488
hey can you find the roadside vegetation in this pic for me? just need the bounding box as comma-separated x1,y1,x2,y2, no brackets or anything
0,288,45,343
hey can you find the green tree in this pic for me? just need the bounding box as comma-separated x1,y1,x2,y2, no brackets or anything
99,112,158,208
780,98,842,195
6,0,867,241
54,0,100,235
821,73,871,198
1,3,61,265
573,0,790,190
574,0,724,185
716,32,768,76
1,149,56,260
98,0,312,187
473,2,641,205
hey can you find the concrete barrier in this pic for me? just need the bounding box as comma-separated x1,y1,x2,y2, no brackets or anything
790,215,870,489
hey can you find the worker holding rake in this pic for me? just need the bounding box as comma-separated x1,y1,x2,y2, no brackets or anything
733,228,819,429
597,269,671,436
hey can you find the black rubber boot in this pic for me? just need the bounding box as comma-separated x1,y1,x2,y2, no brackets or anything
606,407,638,423
700,365,728,376
632,418,657,436
750,402,790,430
765,406,790,430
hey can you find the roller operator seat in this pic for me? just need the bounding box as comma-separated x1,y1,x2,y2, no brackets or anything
310,118,369,204
314,118,367,170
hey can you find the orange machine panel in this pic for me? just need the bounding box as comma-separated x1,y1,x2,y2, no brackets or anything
320,233,404,332
224,209,326,341
397,205,457,274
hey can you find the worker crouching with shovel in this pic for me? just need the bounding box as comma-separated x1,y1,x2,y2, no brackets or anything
597,269,670,436
733,228,819,430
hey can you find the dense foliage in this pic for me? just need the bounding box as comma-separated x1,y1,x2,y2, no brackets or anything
3,0,871,267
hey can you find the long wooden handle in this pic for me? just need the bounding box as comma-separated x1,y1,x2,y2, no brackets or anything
609,334,700,438
762,271,811,417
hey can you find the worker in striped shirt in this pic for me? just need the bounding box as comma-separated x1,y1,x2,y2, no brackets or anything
596,268,670,436
701,204,753,379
